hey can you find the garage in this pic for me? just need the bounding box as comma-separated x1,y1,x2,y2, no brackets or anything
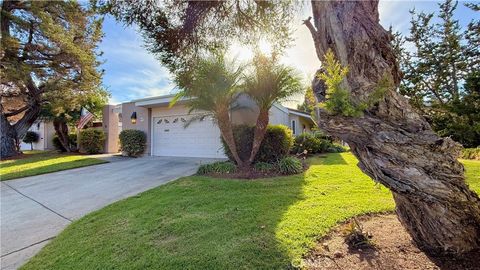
152,113,226,158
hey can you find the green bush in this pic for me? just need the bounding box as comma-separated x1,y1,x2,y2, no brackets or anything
119,129,147,157
326,143,347,153
254,162,275,173
222,124,294,163
197,161,237,175
52,134,77,152
461,148,480,160
23,131,39,150
79,129,105,154
277,156,303,175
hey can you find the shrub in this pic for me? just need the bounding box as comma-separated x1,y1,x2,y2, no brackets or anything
461,148,480,160
197,161,237,175
326,143,347,153
119,129,147,157
277,156,303,175
23,131,39,150
257,125,294,163
52,133,77,152
222,124,294,163
79,129,105,154
292,133,322,154
254,162,275,173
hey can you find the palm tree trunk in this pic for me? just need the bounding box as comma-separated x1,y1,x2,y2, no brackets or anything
216,109,244,167
247,109,269,165
307,0,480,254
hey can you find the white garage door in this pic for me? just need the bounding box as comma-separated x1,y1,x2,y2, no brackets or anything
152,114,226,158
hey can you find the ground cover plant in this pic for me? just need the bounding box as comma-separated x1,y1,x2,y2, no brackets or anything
21,153,480,269
0,151,107,181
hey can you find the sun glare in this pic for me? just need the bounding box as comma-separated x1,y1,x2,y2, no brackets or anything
229,39,274,63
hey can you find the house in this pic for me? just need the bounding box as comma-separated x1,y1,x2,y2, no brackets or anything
20,119,56,151
102,94,315,158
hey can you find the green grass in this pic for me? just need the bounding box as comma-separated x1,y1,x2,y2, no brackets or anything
0,151,108,181
21,153,480,269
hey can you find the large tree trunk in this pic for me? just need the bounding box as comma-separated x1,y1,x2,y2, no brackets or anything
306,0,480,255
247,109,269,165
0,113,18,158
53,119,72,152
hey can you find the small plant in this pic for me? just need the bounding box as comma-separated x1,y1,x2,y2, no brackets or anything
119,129,147,157
277,156,303,175
461,148,480,160
197,161,237,175
79,128,105,154
318,49,389,117
326,144,347,153
23,131,39,150
343,218,374,249
254,162,275,173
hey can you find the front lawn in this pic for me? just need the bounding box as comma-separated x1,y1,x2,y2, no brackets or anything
22,153,480,269
0,151,108,181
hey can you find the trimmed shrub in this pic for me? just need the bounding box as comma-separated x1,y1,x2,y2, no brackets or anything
52,134,77,152
254,162,275,173
326,143,347,153
79,129,105,154
119,129,147,157
277,156,303,175
222,124,294,163
197,161,237,175
23,131,39,150
461,148,480,160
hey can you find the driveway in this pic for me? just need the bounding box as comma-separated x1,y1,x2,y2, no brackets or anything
1,156,214,269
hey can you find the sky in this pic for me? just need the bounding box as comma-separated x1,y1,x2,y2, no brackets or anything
100,1,478,106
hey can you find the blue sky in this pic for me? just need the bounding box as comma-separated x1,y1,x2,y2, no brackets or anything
99,1,478,105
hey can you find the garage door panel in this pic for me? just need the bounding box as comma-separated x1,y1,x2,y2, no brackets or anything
152,115,225,158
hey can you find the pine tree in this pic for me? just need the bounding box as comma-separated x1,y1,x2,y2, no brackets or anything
394,0,479,147
0,1,106,158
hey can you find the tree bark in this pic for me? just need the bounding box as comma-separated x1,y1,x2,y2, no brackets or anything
216,108,244,167
53,119,72,152
248,109,269,165
0,112,18,158
307,0,480,255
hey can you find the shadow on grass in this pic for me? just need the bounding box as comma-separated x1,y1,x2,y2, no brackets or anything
21,168,309,270
1,158,107,181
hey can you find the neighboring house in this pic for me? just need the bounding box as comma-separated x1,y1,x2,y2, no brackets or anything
102,94,315,158
20,119,56,151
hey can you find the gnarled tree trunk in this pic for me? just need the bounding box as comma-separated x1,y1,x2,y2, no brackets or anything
53,119,72,152
306,0,480,255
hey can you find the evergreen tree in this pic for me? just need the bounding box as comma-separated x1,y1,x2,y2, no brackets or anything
297,86,316,114
394,0,479,147
0,1,105,158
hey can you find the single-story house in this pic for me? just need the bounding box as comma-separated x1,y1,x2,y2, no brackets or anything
20,119,56,151
102,94,315,158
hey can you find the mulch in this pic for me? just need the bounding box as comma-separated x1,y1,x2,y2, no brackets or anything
303,213,480,270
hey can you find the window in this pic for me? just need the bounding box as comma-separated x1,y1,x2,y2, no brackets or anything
291,120,296,135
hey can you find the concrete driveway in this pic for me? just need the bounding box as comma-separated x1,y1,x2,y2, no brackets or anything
1,156,214,269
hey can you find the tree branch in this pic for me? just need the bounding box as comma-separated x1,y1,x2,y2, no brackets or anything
4,105,29,117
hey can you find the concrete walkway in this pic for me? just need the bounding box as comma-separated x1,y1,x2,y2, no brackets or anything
1,156,214,269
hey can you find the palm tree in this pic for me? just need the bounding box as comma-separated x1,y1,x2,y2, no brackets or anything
243,54,302,165
172,53,245,166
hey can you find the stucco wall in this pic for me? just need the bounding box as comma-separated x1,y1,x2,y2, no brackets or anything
20,120,56,151
102,105,120,153
121,102,151,154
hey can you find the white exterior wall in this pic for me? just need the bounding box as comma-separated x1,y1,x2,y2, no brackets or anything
20,120,55,151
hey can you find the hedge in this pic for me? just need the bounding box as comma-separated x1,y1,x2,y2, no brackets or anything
119,129,147,157
79,129,105,154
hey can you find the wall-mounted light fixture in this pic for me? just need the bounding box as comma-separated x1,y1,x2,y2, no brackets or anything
131,112,137,124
